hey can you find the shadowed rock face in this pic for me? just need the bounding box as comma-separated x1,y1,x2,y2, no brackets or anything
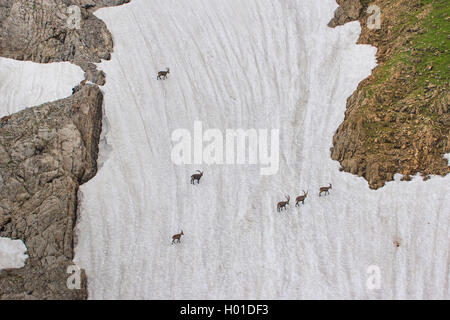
0,85,103,299
0,0,130,300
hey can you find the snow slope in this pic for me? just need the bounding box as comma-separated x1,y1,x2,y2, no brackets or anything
0,237,28,270
75,0,449,299
0,57,83,116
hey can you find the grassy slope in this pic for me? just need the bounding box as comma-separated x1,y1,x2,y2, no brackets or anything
333,0,449,188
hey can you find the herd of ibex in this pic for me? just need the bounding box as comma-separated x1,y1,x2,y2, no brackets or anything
277,183,332,212
171,170,204,244
173,169,334,241
161,66,334,241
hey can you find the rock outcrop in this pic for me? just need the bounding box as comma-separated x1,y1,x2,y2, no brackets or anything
329,0,449,189
0,0,130,84
0,0,131,299
328,0,363,28
0,85,103,299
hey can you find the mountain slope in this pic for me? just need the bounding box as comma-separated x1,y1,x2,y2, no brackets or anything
330,0,449,189
74,0,449,299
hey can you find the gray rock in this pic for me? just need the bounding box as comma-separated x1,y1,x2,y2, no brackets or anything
0,0,130,300
0,85,103,300
0,0,130,85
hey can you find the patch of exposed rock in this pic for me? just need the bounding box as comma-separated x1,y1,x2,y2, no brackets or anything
0,84,103,299
0,0,130,85
329,0,449,189
328,0,363,28
0,0,130,299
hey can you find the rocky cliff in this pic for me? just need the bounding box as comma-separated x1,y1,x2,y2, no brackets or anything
0,85,102,299
0,0,130,84
0,0,130,299
329,0,449,189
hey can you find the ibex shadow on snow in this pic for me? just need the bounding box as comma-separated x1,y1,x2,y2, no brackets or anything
295,190,308,207
319,183,332,197
172,230,184,244
157,67,170,80
191,170,203,185
277,195,290,212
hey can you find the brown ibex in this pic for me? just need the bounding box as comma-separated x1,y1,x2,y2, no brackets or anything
172,230,184,244
191,170,203,185
319,183,332,196
277,195,290,212
295,190,308,207
157,68,170,80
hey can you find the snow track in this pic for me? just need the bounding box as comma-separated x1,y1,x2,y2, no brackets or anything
75,0,449,299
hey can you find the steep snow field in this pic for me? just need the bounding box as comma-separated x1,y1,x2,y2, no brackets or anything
0,237,28,270
0,58,83,116
75,0,449,299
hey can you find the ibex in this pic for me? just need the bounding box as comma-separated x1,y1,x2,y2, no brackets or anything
319,183,332,196
191,170,203,185
172,230,184,244
295,190,308,207
277,195,290,212
157,67,170,80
